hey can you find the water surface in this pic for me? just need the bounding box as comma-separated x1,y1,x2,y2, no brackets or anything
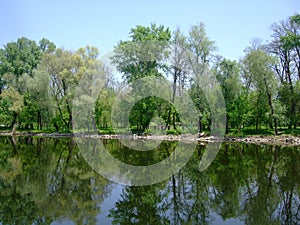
0,136,299,224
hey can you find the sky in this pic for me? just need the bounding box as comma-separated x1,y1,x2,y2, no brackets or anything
1,0,299,61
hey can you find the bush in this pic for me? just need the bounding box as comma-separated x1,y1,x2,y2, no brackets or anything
166,129,181,135
143,128,152,136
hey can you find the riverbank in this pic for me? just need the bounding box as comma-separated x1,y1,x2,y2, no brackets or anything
224,135,300,146
1,131,300,146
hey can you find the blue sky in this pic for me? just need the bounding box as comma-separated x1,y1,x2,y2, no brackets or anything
1,0,299,60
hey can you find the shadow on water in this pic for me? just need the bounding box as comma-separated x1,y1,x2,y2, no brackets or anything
0,136,299,224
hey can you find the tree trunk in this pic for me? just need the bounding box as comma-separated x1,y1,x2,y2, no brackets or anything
68,113,73,131
172,112,176,130
255,100,259,132
198,116,202,133
92,116,97,133
225,113,229,134
165,108,171,130
284,54,297,129
11,123,19,135
11,112,18,135
264,78,278,135
37,110,42,130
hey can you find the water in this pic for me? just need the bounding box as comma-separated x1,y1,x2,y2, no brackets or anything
0,136,299,224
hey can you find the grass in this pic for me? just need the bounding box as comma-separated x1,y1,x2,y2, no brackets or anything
98,128,115,135
228,128,274,137
227,127,300,137
278,128,300,136
166,129,182,136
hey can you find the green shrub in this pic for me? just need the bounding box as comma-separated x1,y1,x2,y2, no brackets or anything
166,129,181,135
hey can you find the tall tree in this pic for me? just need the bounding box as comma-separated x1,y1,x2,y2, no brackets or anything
215,58,241,134
25,68,54,130
0,37,55,131
0,87,23,132
111,24,171,132
162,27,190,130
73,46,111,133
39,46,104,131
0,37,41,88
169,27,190,102
188,23,217,133
268,13,300,129
242,44,279,134
112,23,171,83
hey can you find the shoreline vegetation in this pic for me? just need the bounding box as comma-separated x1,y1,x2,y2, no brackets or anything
0,15,300,140
1,131,300,146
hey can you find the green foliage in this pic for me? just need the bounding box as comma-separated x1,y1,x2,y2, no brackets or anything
279,14,300,54
18,94,37,129
111,24,174,133
269,14,300,129
215,58,241,133
166,129,181,135
0,37,55,131
1,136,300,224
106,141,300,224
277,128,300,136
0,14,299,135
1,88,23,114
188,22,217,63
95,88,116,130
228,127,274,136
0,98,13,126
0,37,41,78
0,137,109,225
241,46,280,134
38,46,108,132
112,23,171,83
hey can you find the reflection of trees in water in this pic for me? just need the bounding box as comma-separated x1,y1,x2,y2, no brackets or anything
109,185,169,225
109,142,300,225
0,137,300,224
0,137,111,225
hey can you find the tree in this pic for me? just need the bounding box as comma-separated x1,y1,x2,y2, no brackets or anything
0,87,23,133
268,13,300,129
73,47,111,133
37,48,75,131
112,23,171,83
39,46,106,131
163,27,190,130
109,186,168,224
215,58,241,134
0,37,42,91
187,23,217,133
0,37,55,131
170,27,190,101
24,69,54,130
95,88,115,130
188,23,216,65
111,24,172,132
229,87,253,133
242,44,279,134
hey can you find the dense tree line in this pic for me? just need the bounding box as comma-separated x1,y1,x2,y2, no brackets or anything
0,14,299,135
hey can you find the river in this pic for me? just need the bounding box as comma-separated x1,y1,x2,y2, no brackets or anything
0,136,299,224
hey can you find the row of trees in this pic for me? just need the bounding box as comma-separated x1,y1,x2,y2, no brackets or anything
0,14,299,135
0,38,114,132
